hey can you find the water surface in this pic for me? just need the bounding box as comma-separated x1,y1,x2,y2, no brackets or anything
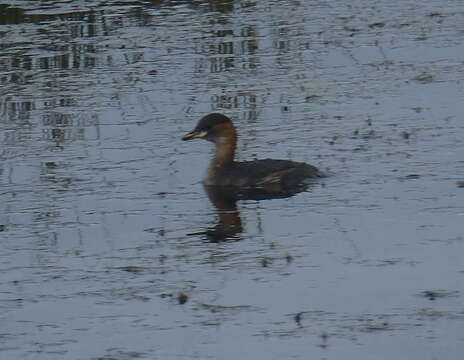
1,0,464,359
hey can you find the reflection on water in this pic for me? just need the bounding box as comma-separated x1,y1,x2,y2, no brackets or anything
193,182,316,242
189,185,243,242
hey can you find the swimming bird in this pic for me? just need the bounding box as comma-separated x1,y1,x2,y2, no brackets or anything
182,113,323,192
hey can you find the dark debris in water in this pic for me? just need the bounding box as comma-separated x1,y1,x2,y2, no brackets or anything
143,227,166,236
305,94,322,102
412,72,434,84
456,180,464,188
368,22,386,29
401,131,411,139
159,291,189,305
45,161,59,168
118,266,146,273
93,350,145,360
197,303,257,314
285,254,294,264
274,311,398,341
294,312,304,327
421,289,459,301
416,308,464,320
364,320,391,331
362,258,405,267
402,174,421,180
178,292,188,305
428,12,446,18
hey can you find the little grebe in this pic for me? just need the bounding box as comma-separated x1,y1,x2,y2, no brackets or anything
182,113,323,190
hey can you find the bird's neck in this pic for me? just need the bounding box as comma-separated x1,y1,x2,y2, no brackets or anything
208,135,236,171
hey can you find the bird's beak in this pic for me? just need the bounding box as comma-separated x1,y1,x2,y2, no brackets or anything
182,130,208,141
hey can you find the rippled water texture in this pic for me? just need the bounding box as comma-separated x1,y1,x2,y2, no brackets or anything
1,0,464,359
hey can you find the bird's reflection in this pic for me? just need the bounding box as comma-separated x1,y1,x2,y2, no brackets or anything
189,183,313,242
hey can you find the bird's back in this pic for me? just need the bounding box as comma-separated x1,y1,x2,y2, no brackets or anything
212,159,322,191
